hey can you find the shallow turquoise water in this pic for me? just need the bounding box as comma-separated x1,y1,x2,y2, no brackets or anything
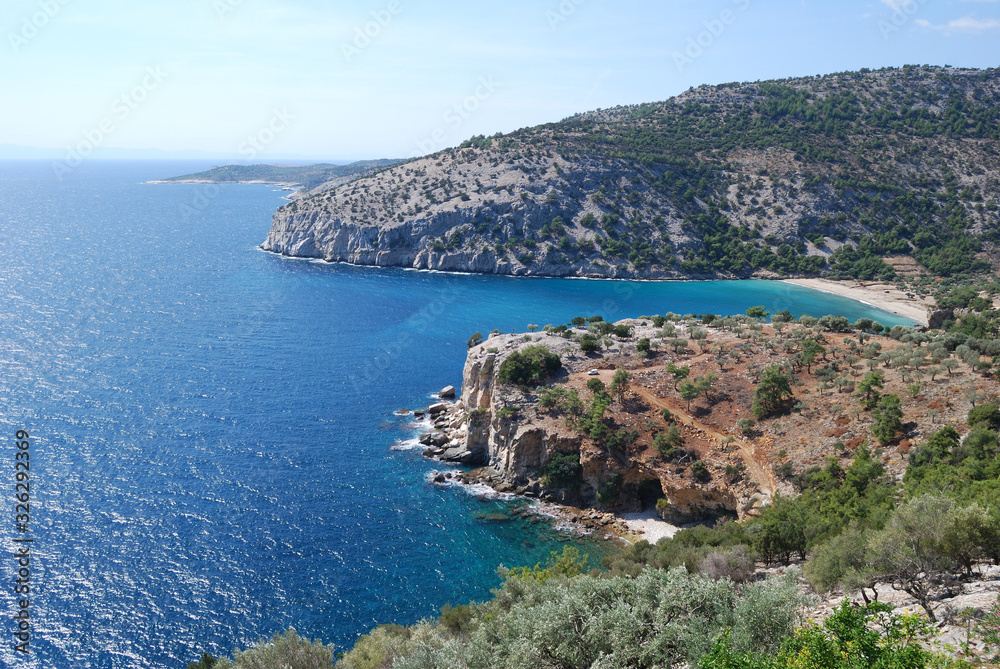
0,160,913,668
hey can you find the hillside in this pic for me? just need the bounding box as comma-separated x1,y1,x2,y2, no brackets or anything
424,313,994,526
162,158,403,191
262,65,1000,281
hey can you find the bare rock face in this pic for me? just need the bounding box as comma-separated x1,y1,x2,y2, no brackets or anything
928,308,955,330
425,332,747,521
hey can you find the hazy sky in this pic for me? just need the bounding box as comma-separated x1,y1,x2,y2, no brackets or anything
2,0,998,161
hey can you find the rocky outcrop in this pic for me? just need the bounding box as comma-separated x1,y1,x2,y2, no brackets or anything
259,156,690,279
421,330,754,521
928,308,955,330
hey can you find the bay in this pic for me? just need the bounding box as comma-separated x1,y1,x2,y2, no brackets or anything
0,160,913,668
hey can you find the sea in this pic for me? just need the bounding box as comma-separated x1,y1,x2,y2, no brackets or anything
0,160,915,668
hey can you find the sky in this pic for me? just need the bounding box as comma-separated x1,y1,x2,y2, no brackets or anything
1,0,998,162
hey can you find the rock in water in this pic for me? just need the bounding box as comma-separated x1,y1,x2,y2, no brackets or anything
438,385,456,398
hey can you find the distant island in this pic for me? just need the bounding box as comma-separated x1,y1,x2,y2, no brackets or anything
258,65,999,287
154,158,404,192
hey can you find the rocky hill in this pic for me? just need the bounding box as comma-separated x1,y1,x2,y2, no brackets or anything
421,312,995,525
263,65,1000,280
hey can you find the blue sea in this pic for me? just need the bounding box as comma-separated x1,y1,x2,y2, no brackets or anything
0,161,914,668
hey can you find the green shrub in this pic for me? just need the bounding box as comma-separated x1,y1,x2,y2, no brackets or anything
968,403,1000,430
437,602,474,635
613,324,633,339
979,600,1000,663
654,426,683,456
752,366,793,419
597,473,623,505
497,345,561,386
538,386,583,417
702,601,952,669
871,393,903,445
699,546,756,584
606,427,639,452
579,334,600,353
503,546,589,584
772,461,795,479
211,629,334,669
186,653,218,669
544,452,581,489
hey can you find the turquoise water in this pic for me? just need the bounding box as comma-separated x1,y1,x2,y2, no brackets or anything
0,160,913,668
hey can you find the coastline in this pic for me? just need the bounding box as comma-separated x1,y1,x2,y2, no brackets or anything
264,248,935,326
780,278,931,326
450,468,680,546
146,179,302,189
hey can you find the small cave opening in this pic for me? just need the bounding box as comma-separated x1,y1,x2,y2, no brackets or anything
637,478,665,511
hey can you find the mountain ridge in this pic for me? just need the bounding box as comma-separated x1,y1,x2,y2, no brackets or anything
262,65,1000,281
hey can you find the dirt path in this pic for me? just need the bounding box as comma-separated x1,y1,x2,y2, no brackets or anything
571,368,776,499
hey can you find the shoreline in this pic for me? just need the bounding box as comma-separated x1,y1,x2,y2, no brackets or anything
146,179,302,189
261,250,936,325
436,463,686,546
780,278,931,326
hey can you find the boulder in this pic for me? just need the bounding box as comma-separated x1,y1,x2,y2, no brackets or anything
438,385,456,398
440,447,472,462
419,432,448,447
427,402,450,415
439,447,486,466
928,308,954,330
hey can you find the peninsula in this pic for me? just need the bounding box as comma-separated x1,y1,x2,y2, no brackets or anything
154,158,403,192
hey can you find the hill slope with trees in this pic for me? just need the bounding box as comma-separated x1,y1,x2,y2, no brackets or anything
263,65,1000,280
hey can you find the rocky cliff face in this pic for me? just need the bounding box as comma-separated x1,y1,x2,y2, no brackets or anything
422,329,757,523
260,154,682,278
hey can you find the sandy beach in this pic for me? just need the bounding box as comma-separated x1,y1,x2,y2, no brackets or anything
781,278,932,326
620,511,681,543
